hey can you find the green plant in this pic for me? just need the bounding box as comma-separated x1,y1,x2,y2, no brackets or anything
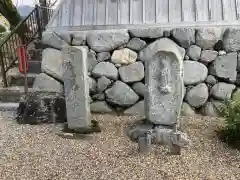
218,100,240,149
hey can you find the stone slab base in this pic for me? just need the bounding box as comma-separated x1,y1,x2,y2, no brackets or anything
61,120,101,135
127,119,190,155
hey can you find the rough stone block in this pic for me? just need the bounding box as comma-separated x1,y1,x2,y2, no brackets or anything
129,27,164,38
127,38,147,51
171,28,195,48
209,52,237,83
41,48,64,82
33,73,64,93
92,62,119,80
184,61,208,85
42,31,69,50
118,62,144,83
195,28,222,50
185,83,209,108
71,32,87,46
87,30,130,52
223,28,240,52
105,81,139,107
124,100,145,120
90,101,113,113
16,91,66,124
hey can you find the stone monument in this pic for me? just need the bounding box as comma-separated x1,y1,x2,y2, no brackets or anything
128,38,190,154
62,46,100,134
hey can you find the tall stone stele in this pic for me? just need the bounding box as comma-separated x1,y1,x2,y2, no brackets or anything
143,38,184,126
136,38,190,154
62,46,100,133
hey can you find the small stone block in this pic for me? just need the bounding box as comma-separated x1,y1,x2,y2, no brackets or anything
138,133,151,153
169,145,181,155
62,120,101,135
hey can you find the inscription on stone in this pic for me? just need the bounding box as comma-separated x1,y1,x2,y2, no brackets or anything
145,51,184,125
62,46,92,129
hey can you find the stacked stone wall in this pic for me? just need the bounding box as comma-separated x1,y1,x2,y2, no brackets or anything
37,27,240,118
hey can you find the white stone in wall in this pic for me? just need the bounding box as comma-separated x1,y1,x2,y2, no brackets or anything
185,83,209,108
105,81,139,107
118,62,144,83
209,52,237,83
86,30,130,52
183,61,208,85
184,55,190,60
111,48,137,65
218,50,226,56
210,82,236,101
195,28,222,50
91,62,119,80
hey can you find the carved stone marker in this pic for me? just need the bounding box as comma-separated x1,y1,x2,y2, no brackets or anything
127,38,190,154
144,39,184,125
62,46,92,131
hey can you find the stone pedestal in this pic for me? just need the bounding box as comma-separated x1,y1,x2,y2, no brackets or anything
16,91,66,124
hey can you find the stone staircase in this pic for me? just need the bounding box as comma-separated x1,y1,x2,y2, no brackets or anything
0,39,44,113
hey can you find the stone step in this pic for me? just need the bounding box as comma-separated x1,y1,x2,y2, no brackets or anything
28,58,42,62
0,102,19,111
28,61,41,73
0,101,19,120
7,67,38,87
0,86,34,102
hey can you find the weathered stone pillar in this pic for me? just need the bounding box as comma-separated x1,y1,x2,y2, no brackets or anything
128,38,190,154
143,38,184,126
62,46,92,131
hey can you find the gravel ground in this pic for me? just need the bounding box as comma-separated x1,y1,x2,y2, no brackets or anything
0,114,240,180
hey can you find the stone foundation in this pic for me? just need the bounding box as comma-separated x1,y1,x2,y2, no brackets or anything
38,27,240,118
